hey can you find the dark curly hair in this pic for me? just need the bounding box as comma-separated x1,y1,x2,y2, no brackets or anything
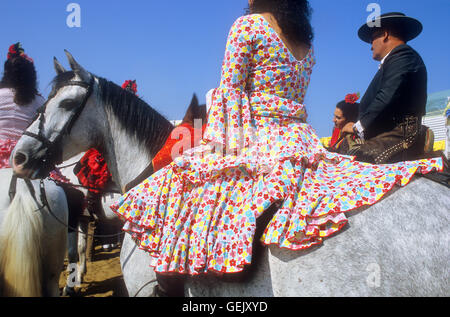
336,100,359,123
0,55,38,106
247,0,314,46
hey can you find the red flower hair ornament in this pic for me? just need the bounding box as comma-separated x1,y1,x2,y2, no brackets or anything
345,93,360,104
7,42,33,64
122,80,138,95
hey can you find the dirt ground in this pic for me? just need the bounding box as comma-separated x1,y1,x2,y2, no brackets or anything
59,244,127,297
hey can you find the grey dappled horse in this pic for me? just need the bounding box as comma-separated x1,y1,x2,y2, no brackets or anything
12,52,450,296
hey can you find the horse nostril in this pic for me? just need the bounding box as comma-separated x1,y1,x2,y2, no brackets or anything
14,152,28,166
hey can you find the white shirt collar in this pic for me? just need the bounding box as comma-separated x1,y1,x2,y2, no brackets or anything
379,49,394,69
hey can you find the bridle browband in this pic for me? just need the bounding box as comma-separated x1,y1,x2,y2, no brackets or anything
22,78,94,170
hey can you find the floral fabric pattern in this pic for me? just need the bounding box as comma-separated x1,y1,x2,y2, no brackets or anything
0,139,16,168
111,14,443,275
0,138,71,185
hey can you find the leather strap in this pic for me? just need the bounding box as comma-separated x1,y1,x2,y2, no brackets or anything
8,174,18,201
123,162,154,193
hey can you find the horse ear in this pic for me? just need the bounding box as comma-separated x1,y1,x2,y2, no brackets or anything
189,94,199,108
182,94,200,124
64,50,82,71
53,57,66,75
64,50,90,81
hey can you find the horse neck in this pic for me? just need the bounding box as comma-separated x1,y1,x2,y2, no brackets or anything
100,102,173,193
99,112,147,192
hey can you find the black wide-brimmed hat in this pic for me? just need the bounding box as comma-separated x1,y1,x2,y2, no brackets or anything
358,12,423,43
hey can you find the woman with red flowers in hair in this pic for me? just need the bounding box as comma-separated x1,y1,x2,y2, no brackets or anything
328,93,360,154
0,43,44,168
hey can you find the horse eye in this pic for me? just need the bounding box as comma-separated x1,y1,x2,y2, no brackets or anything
59,99,79,110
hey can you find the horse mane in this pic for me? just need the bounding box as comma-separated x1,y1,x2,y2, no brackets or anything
95,76,175,157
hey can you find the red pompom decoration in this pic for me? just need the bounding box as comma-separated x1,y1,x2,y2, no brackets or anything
76,149,111,193
121,80,138,95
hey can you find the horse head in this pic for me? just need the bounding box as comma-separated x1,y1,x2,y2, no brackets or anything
12,51,100,179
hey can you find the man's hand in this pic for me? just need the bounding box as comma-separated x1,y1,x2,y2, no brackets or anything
342,122,356,134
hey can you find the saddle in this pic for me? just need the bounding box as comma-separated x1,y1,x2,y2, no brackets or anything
347,116,430,164
343,118,450,188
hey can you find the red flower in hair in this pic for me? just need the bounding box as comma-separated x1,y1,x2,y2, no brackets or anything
8,44,18,55
8,43,22,59
7,42,33,63
345,93,360,104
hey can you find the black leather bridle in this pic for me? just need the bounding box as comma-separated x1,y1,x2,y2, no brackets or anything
22,78,94,172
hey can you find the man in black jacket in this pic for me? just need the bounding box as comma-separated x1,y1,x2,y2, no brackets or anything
343,12,429,164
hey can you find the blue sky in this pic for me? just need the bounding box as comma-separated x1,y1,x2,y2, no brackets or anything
1,0,449,137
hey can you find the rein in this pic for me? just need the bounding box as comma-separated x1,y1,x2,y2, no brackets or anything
8,174,124,239
37,178,124,238
52,178,121,194
47,178,125,238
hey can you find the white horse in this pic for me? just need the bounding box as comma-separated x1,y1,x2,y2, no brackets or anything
0,168,68,297
12,52,450,297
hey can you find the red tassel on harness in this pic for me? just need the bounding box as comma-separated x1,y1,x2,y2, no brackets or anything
76,148,111,193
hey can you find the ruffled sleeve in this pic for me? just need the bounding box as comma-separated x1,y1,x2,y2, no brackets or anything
203,16,255,151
